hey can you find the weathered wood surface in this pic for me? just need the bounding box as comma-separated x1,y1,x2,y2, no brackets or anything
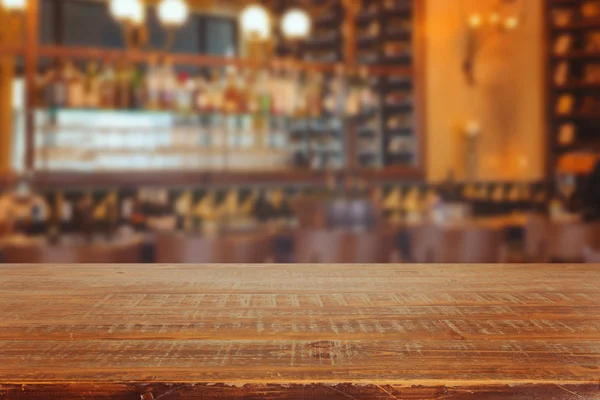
0,264,599,399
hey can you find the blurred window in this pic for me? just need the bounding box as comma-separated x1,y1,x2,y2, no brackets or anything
37,0,237,55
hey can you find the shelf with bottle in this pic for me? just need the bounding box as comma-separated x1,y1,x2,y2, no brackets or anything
353,0,418,169
547,0,600,175
32,56,389,173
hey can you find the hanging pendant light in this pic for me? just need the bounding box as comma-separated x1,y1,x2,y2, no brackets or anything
1,0,26,12
158,0,189,28
240,4,271,40
281,8,311,40
110,0,145,25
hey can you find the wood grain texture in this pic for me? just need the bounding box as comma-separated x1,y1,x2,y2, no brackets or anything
0,264,599,399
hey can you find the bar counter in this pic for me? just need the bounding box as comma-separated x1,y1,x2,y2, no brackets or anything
0,264,599,399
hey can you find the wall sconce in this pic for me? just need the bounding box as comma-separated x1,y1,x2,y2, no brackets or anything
462,0,525,85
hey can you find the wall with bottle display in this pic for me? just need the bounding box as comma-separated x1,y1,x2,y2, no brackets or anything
354,0,419,169
548,0,600,175
0,178,549,240
34,57,383,172
3,0,425,180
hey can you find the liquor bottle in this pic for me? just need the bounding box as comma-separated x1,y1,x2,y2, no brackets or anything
92,196,108,238
159,58,177,110
174,191,192,231
104,192,119,240
47,60,68,108
210,69,225,114
223,68,240,115
75,194,94,243
238,70,254,148
269,64,285,118
146,57,161,110
83,61,100,109
119,196,134,228
36,67,50,107
294,71,309,119
115,61,133,110
29,198,48,236
58,192,74,234
306,71,324,118
358,67,377,113
131,66,146,110
176,72,194,114
45,196,61,245
207,70,225,148
99,62,116,109
194,74,208,113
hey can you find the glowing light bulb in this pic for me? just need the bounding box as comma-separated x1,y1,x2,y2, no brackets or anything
281,8,311,40
158,0,189,27
504,16,519,30
240,5,271,40
110,0,144,25
1,0,26,11
469,14,482,28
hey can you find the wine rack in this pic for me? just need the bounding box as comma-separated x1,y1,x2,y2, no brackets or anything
546,0,600,175
354,0,418,169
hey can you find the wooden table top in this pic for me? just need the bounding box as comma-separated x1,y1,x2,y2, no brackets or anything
0,264,599,399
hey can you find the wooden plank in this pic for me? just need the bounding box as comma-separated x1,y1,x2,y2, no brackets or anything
36,45,413,77
29,167,424,190
0,264,599,399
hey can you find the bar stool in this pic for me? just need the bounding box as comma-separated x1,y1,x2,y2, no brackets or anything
293,229,397,263
1,238,142,264
527,221,600,262
155,232,274,263
583,247,600,263
410,224,504,263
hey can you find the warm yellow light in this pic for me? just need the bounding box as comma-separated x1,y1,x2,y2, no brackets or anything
281,8,311,40
504,16,519,30
1,0,26,11
469,14,482,28
240,5,271,40
110,0,145,25
158,0,188,27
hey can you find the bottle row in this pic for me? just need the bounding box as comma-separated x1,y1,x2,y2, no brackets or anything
36,58,400,119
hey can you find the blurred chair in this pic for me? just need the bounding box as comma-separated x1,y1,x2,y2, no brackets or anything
1,240,142,264
583,247,600,263
0,221,9,237
155,232,274,263
524,214,550,262
326,199,377,231
224,233,274,263
79,241,142,263
2,244,78,263
291,197,327,229
293,229,397,263
525,219,600,262
410,224,504,263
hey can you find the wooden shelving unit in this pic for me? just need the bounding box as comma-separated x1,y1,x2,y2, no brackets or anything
353,0,424,171
0,0,427,187
546,0,600,175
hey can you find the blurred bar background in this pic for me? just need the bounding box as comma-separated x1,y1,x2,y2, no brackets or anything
1,0,599,264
